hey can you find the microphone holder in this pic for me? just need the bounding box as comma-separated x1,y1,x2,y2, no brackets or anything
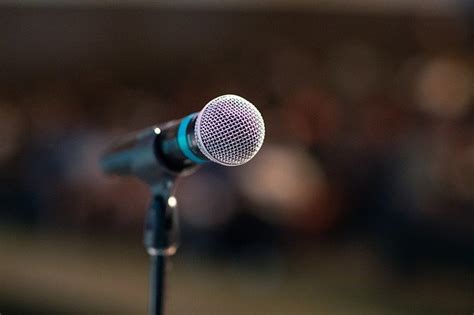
143,175,179,315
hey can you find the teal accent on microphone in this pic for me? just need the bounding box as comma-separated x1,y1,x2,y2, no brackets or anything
177,114,207,163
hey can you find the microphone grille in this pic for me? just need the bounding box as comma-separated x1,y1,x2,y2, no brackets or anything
195,94,265,166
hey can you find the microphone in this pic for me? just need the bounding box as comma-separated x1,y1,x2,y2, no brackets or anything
100,94,265,182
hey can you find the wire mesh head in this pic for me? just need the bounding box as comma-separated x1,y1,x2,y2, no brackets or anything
195,94,265,166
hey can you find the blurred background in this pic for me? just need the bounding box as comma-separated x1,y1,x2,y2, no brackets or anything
0,1,473,314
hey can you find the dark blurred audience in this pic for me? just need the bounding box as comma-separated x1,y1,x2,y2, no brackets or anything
0,12,472,277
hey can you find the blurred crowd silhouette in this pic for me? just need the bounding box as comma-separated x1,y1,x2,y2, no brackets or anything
0,7,472,281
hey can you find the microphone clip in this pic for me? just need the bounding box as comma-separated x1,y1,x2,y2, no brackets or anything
143,176,179,257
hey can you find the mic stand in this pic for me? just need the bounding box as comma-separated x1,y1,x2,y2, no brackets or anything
143,176,179,315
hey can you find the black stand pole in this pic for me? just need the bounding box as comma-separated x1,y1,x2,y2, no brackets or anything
144,179,178,315
149,255,165,315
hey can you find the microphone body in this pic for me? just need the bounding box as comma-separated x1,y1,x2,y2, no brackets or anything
101,113,205,181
